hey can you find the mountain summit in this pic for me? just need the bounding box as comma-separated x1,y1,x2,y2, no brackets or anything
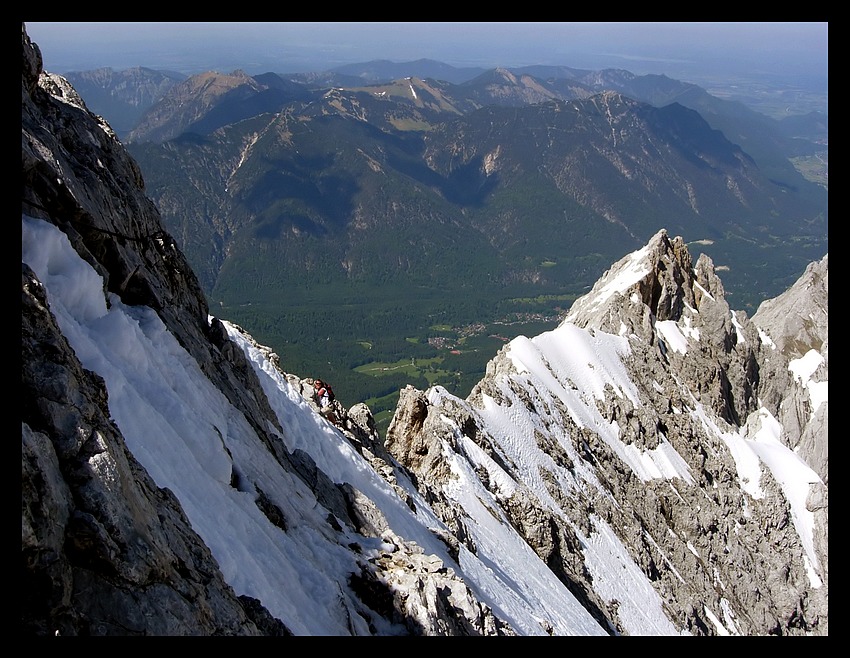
22,24,827,636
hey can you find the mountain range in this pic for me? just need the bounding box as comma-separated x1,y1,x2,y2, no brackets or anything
75,60,825,419
22,24,827,636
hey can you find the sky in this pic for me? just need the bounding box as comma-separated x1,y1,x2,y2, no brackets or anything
25,22,828,84
21,211,825,635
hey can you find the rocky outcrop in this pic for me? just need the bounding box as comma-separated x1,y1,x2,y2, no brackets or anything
386,230,827,635
751,255,828,481
22,262,278,636
22,23,285,637
751,254,828,591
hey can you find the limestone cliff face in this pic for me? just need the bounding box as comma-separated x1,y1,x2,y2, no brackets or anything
751,256,828,484
387,231,827,636
22,24,281,636
21,23,512,637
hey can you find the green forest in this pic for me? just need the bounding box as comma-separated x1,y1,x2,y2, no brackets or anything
215,285,575,434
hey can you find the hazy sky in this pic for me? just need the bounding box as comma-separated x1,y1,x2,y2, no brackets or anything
25,22,828,84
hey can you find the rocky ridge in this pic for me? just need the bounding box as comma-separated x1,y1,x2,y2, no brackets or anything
386,231,828,635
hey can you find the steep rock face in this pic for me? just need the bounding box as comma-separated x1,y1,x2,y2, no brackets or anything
21,24,517,637
751,255,828,482
750,254,828,590
22,263,274,636
22,23,284,637
386,230,827,635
